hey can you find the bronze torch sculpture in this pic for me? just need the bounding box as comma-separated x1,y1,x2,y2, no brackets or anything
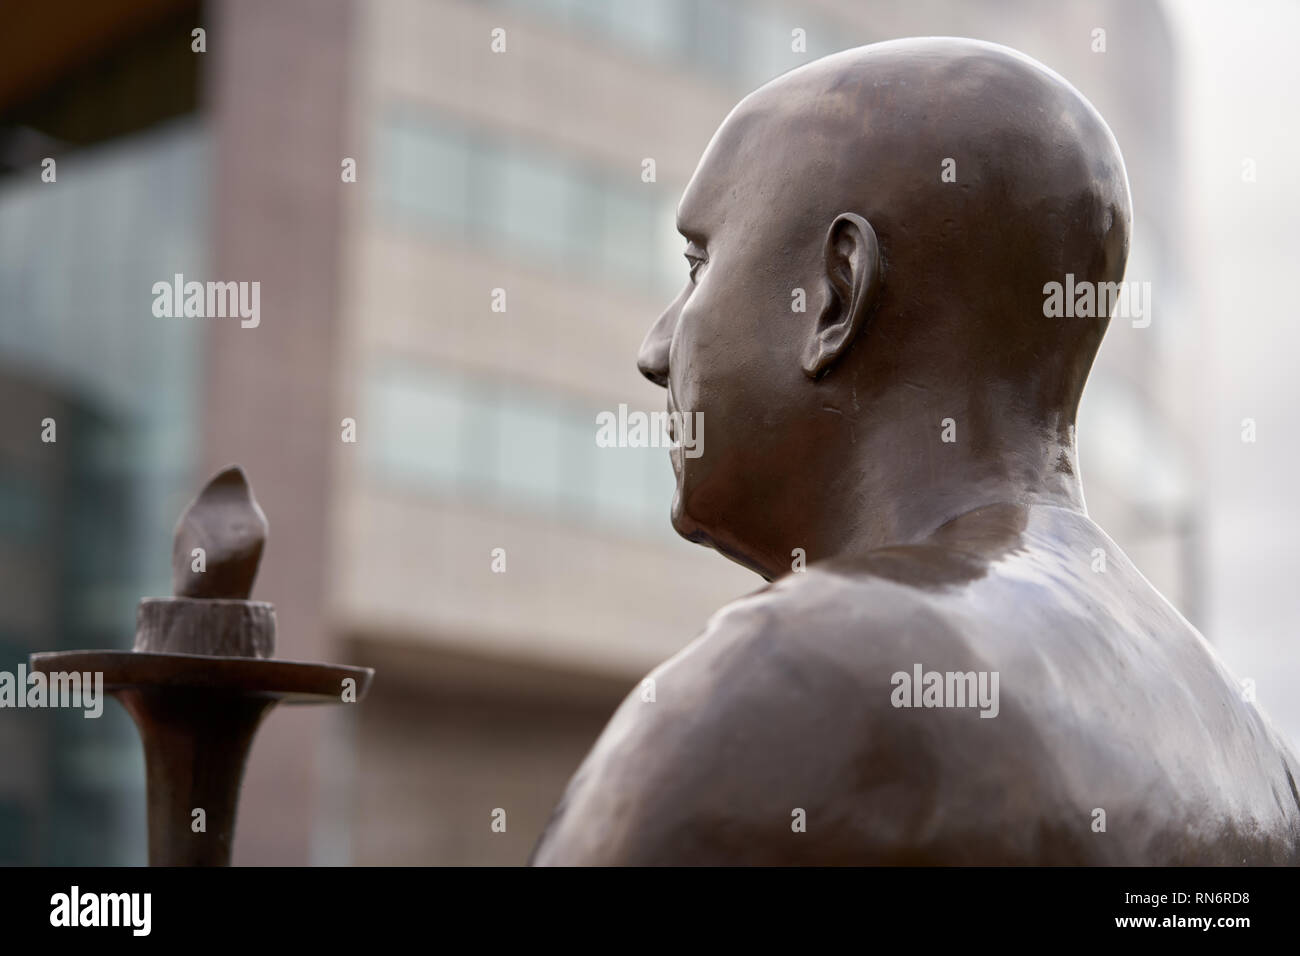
30,466,372,866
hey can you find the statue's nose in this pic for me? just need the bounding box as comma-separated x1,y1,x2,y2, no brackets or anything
637,309,673,388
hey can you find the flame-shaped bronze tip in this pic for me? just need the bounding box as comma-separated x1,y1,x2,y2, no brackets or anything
171,466,268,599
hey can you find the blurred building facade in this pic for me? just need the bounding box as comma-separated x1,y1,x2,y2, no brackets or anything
0,0,1197,865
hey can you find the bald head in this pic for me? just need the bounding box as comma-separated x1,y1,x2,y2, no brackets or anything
676,38,1130,405
638,38,1132,576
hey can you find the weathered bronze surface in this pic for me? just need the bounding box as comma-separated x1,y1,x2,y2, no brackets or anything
533,38,1300,864
172,465,268,601
31,466,372,866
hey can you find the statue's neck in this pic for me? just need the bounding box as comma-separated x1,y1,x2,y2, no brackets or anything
743,401,1087,580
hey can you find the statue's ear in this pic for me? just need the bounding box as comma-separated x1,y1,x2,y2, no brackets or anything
802,213,882,379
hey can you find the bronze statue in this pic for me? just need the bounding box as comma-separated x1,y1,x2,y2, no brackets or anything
533,38,1300,864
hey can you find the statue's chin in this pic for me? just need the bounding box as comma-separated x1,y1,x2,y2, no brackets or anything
670,495,774,581
669,485,708,545
669,471,720,540
669,486,691,538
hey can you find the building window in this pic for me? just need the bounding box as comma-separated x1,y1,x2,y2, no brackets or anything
364,362,675,538
375,111,681,298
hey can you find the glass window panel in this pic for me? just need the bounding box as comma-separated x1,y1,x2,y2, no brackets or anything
689,0,741,81
506,0,580,25
592,438,657,531
482,148,581,255
600,0,688,61
373,117,410,216
738,7,801,91
366,370,465,488
644,444,678,532
601,186,657,291
379,118,473,232
496,389,565,510
567,172,604,267
404,124,472,228
363,367,688,540
456,380,501,498
653,198,685,298
557,409,599,516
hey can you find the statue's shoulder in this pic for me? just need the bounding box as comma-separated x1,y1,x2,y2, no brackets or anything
533,564,1048,864
683,557,1006,712
536,540,1300,864
711,546,995,665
